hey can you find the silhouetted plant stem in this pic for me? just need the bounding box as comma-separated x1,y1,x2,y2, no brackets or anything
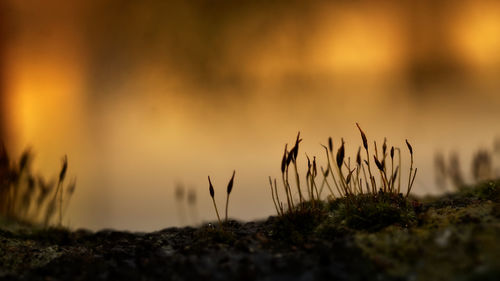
208,176,222,227
323,146,343,197
396,147,402,193
269,177,280,215
292,161,303,203
356,123,374,193
274,179,284,215
406,140,415,197
212,198,222,227
225,171,235,222
284,166,295,210
319,166,335,198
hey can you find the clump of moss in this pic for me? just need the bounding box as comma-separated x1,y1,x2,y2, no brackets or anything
269,124,420,238
325,192,420,232
458,180,500,202
194,221,238,245
423,180,500,211
272,201,327,244
354,192,500,280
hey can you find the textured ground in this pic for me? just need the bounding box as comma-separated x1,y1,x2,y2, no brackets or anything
1,181,499,281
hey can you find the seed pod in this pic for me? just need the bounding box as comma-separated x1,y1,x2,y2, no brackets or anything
356,147,361,166
281,145,288,173
208,176,215,198
59,155,68,183
312,157,317,177
390,146,394,159
19,149,31,172
328,137,333,153
290,145,298,163
227,170,235,195
356,123,368,150
374,156,384,171
406,139,413,155
336,139,345,169
292,133,302,161
382,138,387,155
295,132,301,146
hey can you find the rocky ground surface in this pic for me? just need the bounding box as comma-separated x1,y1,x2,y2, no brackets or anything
1,181,499,281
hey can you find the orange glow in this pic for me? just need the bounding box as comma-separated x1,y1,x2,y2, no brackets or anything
5,42,86,159
452,1,500,69
2,0,500,231
313,6,404,75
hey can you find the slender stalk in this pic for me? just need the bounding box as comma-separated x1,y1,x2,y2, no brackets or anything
324,147,343,197
406,140,414,197
305,171,312,201
274,179,283,214
225,171,235,222
344,157,354,195
361,161,370,194
208,176,222,228
355,166,362,194
311,172,319,201
51,182,62,226
211,197,222,227
292,160,303,203
269,177,279,215
281,173,293,212
406,168,418,197
284,166,295,210
365,150,374,193
407,157,413,195
390,148,394,193
319,167,335,198
58,184,63,225
381,170,390,193
397,148,402,193
336,166,349,196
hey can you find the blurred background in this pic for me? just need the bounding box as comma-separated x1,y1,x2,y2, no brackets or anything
1,0,500,231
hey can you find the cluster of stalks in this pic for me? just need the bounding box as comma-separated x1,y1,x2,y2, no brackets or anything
208,170,236,228
269,124,418,216
0,145,75,227
434,138,500,191
174,184,199,225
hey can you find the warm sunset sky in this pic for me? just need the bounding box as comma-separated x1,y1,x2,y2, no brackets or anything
1,0,500,230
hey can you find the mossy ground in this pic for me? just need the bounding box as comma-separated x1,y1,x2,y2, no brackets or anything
1,180,499,280
272,191,421,242
269,180,500,280
354,180,500,281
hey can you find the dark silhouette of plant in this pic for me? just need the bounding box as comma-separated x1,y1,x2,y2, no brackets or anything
269,124,418,217
0,144,75,227
208,171,236,228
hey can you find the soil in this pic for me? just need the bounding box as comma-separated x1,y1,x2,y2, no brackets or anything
1,181,499,281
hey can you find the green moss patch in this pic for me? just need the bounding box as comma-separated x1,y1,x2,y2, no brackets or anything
325,192,420,232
